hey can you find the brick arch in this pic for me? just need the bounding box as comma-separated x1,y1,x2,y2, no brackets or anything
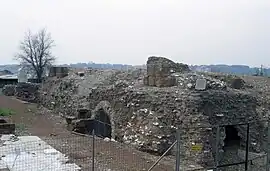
92,101,116,139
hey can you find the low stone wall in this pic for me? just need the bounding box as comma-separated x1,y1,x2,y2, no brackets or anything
2,83,40,103
15,83,40,103
2,85,16,96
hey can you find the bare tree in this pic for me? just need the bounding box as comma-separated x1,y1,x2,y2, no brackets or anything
15,28,55,83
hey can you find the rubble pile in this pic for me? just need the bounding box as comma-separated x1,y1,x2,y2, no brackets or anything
39,56,269,168
3,83,40,103
173,72,227,90
39,68,146,116
14,83,40,103
2,85,16,96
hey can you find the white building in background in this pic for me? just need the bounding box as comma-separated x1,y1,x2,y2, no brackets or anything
17,67,28,83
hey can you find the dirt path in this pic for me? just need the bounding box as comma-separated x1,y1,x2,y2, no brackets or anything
0,95,175,171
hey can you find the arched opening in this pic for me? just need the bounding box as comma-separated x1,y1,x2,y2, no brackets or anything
221,125,242,166
224,125,240,147
94,108,112,138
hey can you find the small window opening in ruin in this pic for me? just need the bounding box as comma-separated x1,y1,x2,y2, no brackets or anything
94,109,112,138
224,125,241,147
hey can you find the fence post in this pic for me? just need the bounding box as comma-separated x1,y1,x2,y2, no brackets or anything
175,129,181,171
92,130,95,171
245,123,250,171
214,126,220,171
147,141,177,171
266,120,270,171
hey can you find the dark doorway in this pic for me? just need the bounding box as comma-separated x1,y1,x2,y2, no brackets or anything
94,109,112,138
224,125,240,147
221,125,243,168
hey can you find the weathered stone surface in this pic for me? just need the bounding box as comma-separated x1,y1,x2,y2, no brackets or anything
3,83,40,103
230,78,245,89
15,83,40,103
49,66,69,78
2,85,16,96
155,76,176,87
38,59,270,169
144,56,190,87
195,79,207,90
146,56,190,74
77,108,91,119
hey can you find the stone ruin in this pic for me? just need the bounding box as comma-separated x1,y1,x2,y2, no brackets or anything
144,56,190,87
3,82,40,103
35,56,270,169
49,66,69,78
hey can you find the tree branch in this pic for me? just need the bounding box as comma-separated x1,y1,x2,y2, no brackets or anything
15,28,55,82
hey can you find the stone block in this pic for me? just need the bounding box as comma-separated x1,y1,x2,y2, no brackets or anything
147,65,156,76
155,71,170,77
51,67,69,78
148,76,156,86
77,108,91,119
195,79,207,90
156,76,176,87
230,78,245,89
143,76,149,85
145,56,190,87
65,116,76,125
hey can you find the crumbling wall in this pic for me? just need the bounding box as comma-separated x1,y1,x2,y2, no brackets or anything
86,81,265,166
39,68,146,116
87,83,207,163
199,90,266,166
38,57,269,168
15,83,40,103
144,56,190,87
3,83,40,103
2,85,16,96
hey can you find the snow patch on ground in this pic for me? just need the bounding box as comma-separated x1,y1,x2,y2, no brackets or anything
0,135,80,171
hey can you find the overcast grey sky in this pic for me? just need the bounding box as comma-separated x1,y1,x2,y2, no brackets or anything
0,0,269,67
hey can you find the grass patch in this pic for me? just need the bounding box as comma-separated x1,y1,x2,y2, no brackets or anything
0,108,15,116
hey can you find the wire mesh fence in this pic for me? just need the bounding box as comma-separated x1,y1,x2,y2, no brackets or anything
1,119,270,171
174,120,269,171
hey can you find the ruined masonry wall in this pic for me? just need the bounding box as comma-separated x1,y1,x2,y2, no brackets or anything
88,83,266,166
87,83,213,165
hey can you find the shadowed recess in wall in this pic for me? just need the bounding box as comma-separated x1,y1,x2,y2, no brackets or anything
94,108,112,138
224,125,241,147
